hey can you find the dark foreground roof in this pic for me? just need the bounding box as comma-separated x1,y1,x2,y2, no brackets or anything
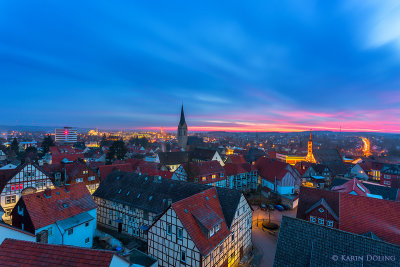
0,238,123,267
314,149,347,175
93,172,242,227
274,216,400,267
331,177,399,201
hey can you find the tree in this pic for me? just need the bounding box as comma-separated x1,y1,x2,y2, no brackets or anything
106,140,128,164
41,135,55,154
24,146,38,161
100,134,108,148
10,138,19,154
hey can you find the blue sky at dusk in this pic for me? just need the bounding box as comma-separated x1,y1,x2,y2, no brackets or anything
1,1,400,132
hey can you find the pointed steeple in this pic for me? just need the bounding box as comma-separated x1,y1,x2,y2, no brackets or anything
179,105,186,126
309,130,312,141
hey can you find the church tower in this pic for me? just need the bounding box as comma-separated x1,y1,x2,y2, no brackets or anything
306,131,316,163
177,105,188,149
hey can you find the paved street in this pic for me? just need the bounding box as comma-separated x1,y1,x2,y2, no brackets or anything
250,206,297,267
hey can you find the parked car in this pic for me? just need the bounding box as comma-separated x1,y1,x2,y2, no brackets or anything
260,204,267,211
274,205,284,211
268,204,275,211
281,204,291,210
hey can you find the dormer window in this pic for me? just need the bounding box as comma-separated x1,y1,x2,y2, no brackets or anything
318,208,324,213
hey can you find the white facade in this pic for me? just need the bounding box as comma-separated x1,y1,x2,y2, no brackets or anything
262,172,298,195
35,209,97,248
1,164,54,221
55,127,78,143
350,164,369,180
0,223,35,244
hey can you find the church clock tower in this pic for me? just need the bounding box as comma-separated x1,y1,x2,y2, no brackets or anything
306,131,316,163
177,105,188,149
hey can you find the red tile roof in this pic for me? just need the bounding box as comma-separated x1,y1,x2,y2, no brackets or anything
339,193,400,245
297,186,400,245
172,187,230,256
0,239,117,267
255,157,292,182
50,146,84,164
228,154,247,164
98,163,134,179
19,183,97,230
224,163,253,176
331,178,370,196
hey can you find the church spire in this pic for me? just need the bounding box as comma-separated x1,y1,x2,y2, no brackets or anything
179,105,186,126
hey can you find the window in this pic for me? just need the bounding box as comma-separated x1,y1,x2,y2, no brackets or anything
202,176,206,181
180,251,186,263
327,220,334,227
67,229,73,235
310,216,316,223
83,170,88,174
108,220,111,225
231,233,235,242
85,237,90,243
88,176,95,181
318,218,324,225
209,227,215,237
215,224,221,233
318,208,324,213
85,222,89,227
212,174,216,179
220,172,224,177
5,195,16,204
76,178,83,183
167,224,172,235
384,181,391,185
177,228,183,239
220,244,223,254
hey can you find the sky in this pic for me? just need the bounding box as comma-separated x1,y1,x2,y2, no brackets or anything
1,0,400,133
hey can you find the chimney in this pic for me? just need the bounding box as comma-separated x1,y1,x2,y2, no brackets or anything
44,188,52,198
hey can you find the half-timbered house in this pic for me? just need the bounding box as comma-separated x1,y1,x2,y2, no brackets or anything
0,162,54,221
93,171,253,262
148,187,252,267
224,163,258,191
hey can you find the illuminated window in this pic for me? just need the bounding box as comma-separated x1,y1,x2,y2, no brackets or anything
202,176,206,181
83,170,88,174
5,195,16,204
212,174,216,179
318,208,324,213
76,178,83,183
318,218,324,225
327,220,334,227
310,216,316,223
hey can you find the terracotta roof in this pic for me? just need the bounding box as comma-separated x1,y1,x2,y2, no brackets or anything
227,154,247,164
340,193,400,245
18,183,97,230
98,163,134,180
297,187,400,245
224,163,253,176
331,178,370,196
0,239,117,267
172,188,230,256
255,157,292,181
